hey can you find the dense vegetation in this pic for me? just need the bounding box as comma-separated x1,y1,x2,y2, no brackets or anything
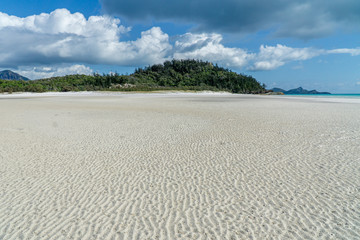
0,59,266,93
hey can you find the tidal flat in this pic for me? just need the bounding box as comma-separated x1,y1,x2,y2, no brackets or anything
0,92,359,239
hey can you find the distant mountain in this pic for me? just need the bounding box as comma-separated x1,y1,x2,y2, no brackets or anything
271,87,330,94
271,88,286,93
0,70,30,81
285,87,331,94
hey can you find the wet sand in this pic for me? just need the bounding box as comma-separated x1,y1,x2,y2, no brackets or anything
0,92,359,239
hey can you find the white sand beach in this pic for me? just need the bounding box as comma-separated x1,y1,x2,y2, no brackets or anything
0,92,359,239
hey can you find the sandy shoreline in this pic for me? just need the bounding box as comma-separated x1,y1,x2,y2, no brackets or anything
1,93,359,239
2,91,360,103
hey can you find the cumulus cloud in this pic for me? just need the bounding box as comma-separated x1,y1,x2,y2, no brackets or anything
171,36,325,71
15,65,93,80
250,45,324,70
0,9,129,37
327,48,360,56
1,9,360,74
0,9,171,68
101,0,360,39
171,35,360,71
173,33,253,68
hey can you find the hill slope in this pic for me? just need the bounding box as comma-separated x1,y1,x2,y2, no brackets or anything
0,70,29,81
130,59,265,93
0,59,265,93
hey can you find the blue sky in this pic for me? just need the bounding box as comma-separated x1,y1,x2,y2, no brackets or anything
1,0,360,93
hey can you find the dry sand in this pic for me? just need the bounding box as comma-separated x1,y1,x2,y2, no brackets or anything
0,92,359,239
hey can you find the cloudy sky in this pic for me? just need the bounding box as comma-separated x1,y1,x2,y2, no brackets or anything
1,0,360,92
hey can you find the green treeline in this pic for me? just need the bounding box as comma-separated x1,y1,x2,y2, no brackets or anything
0,59,265,93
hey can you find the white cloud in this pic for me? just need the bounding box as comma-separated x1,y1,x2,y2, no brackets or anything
356,81,360,85
327,48,360,56
250,44,324,70
125,27,172,64
15,64,93,80
172,37,328,71
0,9,170,68
0,9,129,38
172,35,360,71
173,33,253,68
1,9,360,74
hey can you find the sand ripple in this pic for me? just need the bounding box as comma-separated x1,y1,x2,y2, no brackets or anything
0,94,359,239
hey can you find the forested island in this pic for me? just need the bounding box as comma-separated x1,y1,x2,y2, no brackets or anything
0,59,266,94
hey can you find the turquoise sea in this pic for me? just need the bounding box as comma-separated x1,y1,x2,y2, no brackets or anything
285,94,360,99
